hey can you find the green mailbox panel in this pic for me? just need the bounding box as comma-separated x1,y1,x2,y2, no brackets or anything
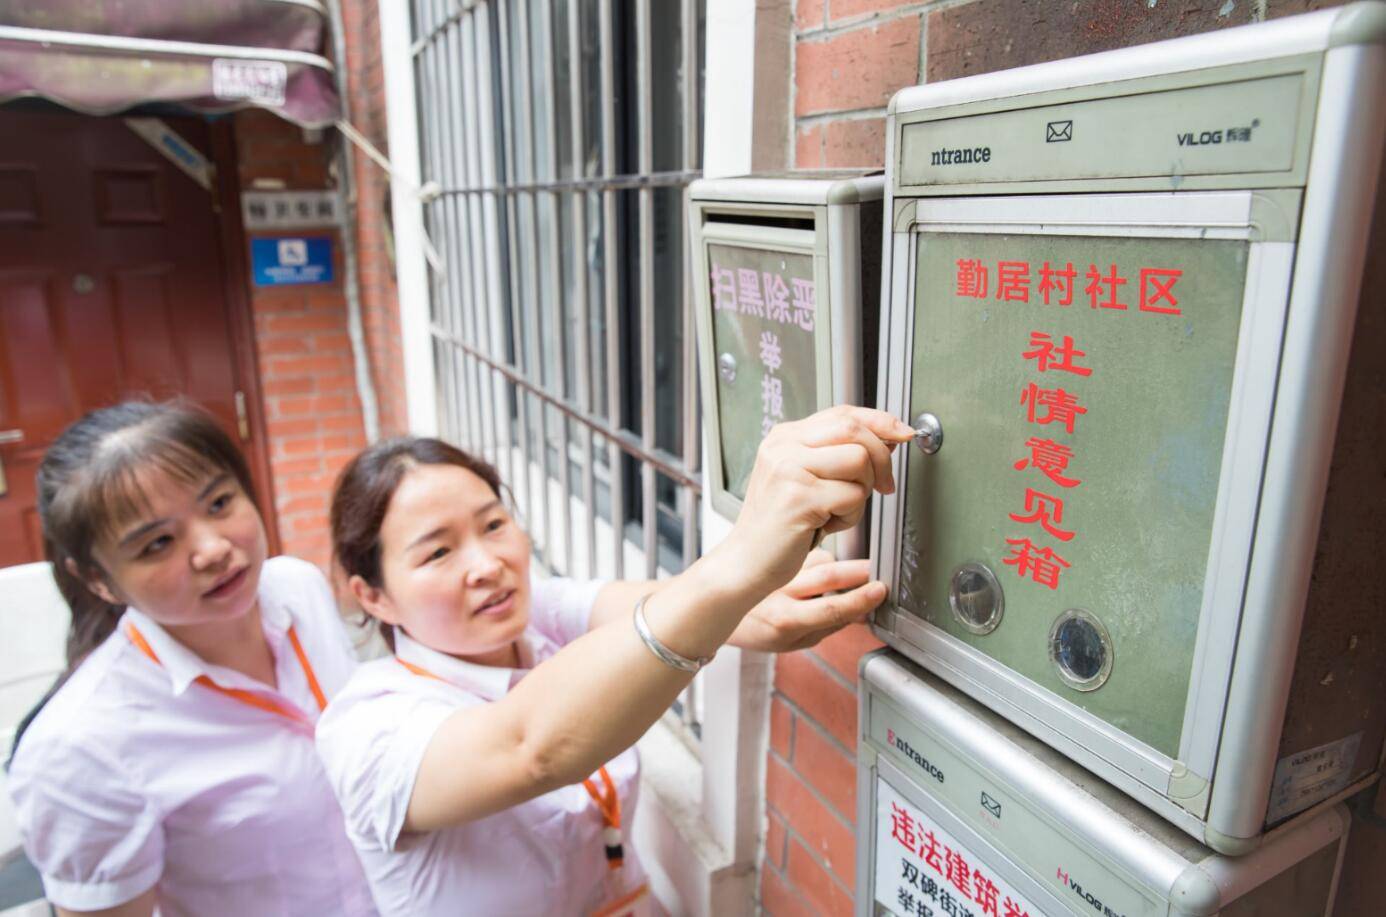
706,241,821,500
899,231,1249,757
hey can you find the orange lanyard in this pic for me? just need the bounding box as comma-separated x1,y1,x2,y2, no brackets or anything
126,621,326,725
396,655,625,869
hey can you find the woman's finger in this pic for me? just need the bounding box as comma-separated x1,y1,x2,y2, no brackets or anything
797,442,875,494
782,558,872,599
794,412,898,494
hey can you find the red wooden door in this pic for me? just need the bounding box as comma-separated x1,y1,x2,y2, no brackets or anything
0,110,267,567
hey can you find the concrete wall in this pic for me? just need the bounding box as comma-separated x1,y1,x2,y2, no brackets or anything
765,1,1386,913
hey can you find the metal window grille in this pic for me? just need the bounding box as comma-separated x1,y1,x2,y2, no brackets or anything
409,0,706,739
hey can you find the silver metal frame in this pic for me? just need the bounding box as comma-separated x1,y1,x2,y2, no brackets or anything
855,651,1352,917
871,6,1386,853
411,0,706,734
687,173,883,559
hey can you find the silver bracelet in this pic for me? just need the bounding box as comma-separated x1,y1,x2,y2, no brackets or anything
632,593,713,673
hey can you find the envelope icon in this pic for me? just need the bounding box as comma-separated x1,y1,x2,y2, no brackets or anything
980,791,1002,818
1046,120,1073,143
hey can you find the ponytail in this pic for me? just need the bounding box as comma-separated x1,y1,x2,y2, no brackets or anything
8,400,256,763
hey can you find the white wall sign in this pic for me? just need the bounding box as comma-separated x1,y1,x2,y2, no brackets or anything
241,190,343,229
212,59,288,105
875,778,1044,917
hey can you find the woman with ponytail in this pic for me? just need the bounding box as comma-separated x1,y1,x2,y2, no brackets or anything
5,401,375,917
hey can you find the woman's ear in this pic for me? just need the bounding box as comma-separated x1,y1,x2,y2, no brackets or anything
67,557,121,606
349,574,401,626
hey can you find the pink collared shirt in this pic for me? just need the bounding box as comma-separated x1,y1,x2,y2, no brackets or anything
6,556,377,916
315,576,646,917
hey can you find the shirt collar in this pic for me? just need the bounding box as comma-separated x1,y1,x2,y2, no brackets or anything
120,590,294,696
393,627,535,701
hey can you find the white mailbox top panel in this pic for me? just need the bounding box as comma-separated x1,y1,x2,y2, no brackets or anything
690,170,884,207
889,3,1386,195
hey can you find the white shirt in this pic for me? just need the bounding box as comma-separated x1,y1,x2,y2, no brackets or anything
6,556,377,916
315,577,646,917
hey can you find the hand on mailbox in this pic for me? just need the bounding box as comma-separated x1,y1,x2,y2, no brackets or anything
727,549,886,653
729,405,915,591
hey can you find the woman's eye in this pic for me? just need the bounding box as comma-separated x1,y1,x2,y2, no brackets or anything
485,518,506,533
426,546,449,563
209,492,235,513
140,535,172,558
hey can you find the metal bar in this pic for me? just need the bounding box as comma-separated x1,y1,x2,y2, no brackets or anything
457,12,488,459
516,0,554,569
538,0,573,577
442,15,475,450
636,0,657,579
680,0,700,570
436,170,702,195
462,8,496,470
568,0,597,580
598,0,624,579
497,0,536,534
432,325,703,492
420,4,447,436
474,4,509,483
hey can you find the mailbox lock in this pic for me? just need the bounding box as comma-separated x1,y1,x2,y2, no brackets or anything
912,412,943,455
718,352,737,384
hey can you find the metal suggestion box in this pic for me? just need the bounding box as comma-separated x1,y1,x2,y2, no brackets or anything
869,4,1386,853
689,171,883,555
857,651,1351,917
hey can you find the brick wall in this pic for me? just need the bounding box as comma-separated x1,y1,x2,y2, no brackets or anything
771,1,1385,914
339,0,411,438
226,9,407,572
232,110,367,571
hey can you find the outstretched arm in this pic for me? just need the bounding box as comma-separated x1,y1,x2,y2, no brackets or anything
403,407,912,832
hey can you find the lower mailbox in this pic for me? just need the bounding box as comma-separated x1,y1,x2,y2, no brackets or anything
871,5,1386,851
858,651,1351,917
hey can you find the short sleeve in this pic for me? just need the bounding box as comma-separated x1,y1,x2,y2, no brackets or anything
528,577,608,647
315,682,457,853
7,735,164,911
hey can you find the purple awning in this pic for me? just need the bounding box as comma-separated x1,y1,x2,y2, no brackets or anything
0,0,340,127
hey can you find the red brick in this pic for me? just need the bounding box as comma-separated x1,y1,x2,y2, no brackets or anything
795,124,824,168
785,835,854,916
797,0,825,31
258,336,311,356
766,756,855,886
287,513,329,535
829,0,924,24
270,456,323,477
812,622,884,684
822,117,887,168
765,811,790,870
265,312,344,335
792,717,857,821
760,862,815,917
775,650,859,749
261,376,314,397
312,332,353,354
279,495,324,516
274,397,316,418
310,394,353,414
265,354,347,378
280,436,326,456
771,695,795,760
795,16,920,116
926,0,1254,83
266,417,318,439
321,412,366,432
316,372,359,394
